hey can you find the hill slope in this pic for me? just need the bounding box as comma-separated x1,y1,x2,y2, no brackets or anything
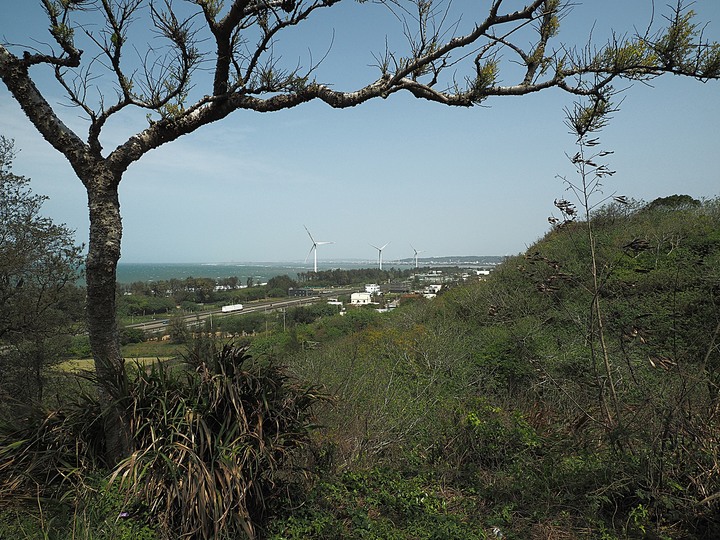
271,196,720,539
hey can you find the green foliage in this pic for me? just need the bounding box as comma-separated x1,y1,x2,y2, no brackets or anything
484,198,715,531
470,59,498,99
0,392,106,501
313,307,382,340
470,323,541,392
595,39,658,77
644,193,701,210
297,267,414,287
461,399,540,469
249,330,298,359
69,334,92,357
279,195,720,538
0,341,329,539
564,97,614,138
3,192,720,538
120,339,184,361
117,274,289,312
266,469,487,540
266,274,298,295
112,345,328,539
0,474,158,539
120,327,145,345
286,303,483,473
217,311,267,335
646,3,720,79
287,303,337,325
167,314,189,343
0,136,84,405
117,294,175,316
197,0,223,19
69,476,158,540
654,8,699,67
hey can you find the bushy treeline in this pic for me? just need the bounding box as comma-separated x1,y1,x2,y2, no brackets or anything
117,274,299,315
216,302,341,338
297,267,414,286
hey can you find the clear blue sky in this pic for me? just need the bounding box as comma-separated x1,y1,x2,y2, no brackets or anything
1,1,719,264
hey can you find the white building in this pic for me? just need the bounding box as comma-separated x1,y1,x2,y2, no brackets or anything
351,292,372,305
365,284,381,294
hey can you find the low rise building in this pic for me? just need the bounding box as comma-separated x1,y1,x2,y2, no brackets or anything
351,292,372,305
414,271,453,283
288,287,316,297
365,283,381,294
385,281,412,294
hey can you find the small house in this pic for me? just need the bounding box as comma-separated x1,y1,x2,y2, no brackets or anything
351,292,372,305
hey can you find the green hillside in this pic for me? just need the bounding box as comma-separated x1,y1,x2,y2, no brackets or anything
268,195,720,539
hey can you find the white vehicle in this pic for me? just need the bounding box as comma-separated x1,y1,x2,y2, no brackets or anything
221,304,244,313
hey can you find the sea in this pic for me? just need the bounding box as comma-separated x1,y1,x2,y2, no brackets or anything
116,261,411,284
114,256,504,284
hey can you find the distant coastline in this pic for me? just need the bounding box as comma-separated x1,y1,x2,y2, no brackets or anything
114,256,504,284
116,262,312,284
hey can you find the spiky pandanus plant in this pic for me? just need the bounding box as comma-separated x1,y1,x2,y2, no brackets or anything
0,390,106,500
112,344,328,539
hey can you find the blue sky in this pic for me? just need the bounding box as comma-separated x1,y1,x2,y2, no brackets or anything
1,1,719,264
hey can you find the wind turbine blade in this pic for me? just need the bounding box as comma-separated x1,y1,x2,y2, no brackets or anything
369,243,380,250
380,242,390,250
304,225,315,243
304,245,315,263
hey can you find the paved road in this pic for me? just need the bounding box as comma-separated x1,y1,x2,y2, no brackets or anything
126,289,355,333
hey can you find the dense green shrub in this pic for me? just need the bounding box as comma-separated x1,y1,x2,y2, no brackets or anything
217,312,267,335
458,399,541,470
117,294,175,316
0,394,106,499
112,345,328,539
120,327,146,345
265,469,488,540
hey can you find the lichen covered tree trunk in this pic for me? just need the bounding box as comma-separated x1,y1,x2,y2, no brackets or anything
84,169,130,464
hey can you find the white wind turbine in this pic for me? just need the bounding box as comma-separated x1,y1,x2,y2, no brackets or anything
304,226,333,272
411,244,425,269
370,241,390,270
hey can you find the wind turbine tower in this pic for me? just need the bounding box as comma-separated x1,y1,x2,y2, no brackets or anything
304,226,333,272
370,242,390,270
411,244,425,269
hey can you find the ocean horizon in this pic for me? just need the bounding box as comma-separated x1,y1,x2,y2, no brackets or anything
113,256,503,284
115,261,413,284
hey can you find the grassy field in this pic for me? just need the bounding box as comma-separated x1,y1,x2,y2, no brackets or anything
122,340,184,360
59,341,184,372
